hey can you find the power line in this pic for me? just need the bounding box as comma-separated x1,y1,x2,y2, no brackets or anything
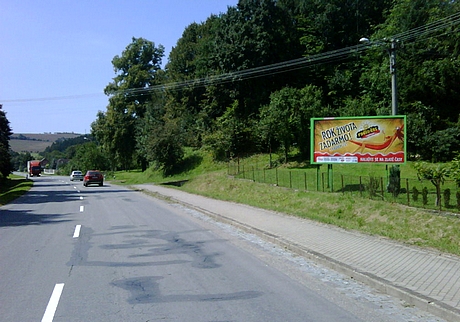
3,12,460,103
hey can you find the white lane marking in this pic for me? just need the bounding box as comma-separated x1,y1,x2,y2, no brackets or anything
73,225,81,238
80,205,84,212
41,283,65,322
80,196,83,200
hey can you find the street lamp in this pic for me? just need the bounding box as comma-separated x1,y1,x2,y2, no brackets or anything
360,37,399,116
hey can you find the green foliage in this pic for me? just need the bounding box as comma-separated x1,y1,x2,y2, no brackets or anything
427,127,460,162
99,37,165,171
412,186,419,202
414,161,450,206
0,175,32,206
422,187,429,206
368,176,380,198
443,188,451,208
0,105,13,178
90,0,460,174
70,142,109,173
143,114,185,176
387,165,401,197
450,155,460,186
457,191,460,211
204,101,256,161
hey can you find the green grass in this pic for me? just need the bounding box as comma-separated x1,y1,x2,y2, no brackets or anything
0,175,33,206
111,150,460,257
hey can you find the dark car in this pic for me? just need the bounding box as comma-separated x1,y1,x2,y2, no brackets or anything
83,170,104,187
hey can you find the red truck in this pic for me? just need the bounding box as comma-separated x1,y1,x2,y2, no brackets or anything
27,160,42,177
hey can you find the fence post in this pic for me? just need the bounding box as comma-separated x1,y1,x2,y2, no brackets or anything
276,168,278,186
289,171,292,189
380,177,384,200
322,173,325,192
304,172,307,191
316,166,321,191
252,166,255,182
242,165,245,179
406,179,410,206
263,168,266,183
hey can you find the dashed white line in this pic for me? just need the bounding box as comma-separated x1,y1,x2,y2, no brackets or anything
73,225,81,238
41,283,64,322
80,196,83,200
80,205,84,212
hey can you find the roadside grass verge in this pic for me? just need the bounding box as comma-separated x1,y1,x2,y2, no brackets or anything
179,171,460,256
0,175,33,206
112,151,460,256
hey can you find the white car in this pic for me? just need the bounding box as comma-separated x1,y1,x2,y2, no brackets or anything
70,170,84,181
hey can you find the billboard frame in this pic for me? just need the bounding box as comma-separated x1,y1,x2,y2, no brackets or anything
310,115,406,165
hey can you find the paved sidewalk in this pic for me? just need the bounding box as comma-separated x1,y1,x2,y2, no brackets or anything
133,184,460,321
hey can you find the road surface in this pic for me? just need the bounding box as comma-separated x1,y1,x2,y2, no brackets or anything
0,175,444,321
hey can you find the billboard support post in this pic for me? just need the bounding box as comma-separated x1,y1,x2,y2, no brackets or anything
327,164,333,192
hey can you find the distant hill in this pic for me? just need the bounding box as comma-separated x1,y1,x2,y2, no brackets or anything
10,133,82,153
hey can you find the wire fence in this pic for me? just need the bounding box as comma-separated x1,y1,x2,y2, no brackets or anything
228,162,460,214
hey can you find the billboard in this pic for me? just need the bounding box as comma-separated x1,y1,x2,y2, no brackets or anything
311,116,406,164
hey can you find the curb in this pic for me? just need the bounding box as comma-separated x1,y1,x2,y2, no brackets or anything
155,191,460,322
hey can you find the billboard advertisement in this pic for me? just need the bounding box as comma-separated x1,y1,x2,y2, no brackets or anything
311,116,406,164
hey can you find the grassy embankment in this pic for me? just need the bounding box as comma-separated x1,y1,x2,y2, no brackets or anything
0,175,33,206
112,149,460,257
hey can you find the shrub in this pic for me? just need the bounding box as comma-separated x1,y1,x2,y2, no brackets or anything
412,186,419,202
444,188,451,208
387,165,401,197
422,187,429,206
368,176,380,198
457,191,460,211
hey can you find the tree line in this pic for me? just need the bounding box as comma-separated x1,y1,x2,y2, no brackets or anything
92,0,460,175
4,0,460,179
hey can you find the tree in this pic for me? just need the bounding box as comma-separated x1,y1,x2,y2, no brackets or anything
71,142,109,173
259,85,328,162
142,104,184,175
204,101,256,161
414,162,450,206
0,105,13,179
259,88,298,163
103,37,165,170
211,0,304,118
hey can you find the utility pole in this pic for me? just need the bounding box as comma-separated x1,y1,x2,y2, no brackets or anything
360,37,399,115
389,39,398,116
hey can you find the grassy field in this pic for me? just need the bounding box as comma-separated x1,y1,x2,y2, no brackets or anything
10,132,81,153
111,150,460,257
0,175,33,206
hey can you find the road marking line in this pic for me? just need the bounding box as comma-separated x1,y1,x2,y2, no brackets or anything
80,196,83,200
41,283,64,322
80,205,84,212
73,225,81,238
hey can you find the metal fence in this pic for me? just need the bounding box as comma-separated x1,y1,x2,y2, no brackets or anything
228,162,460,214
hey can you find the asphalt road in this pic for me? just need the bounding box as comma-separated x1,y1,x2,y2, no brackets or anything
0,176,444,321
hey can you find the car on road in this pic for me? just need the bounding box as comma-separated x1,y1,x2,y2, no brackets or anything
70,170,84,181
83,170,104,187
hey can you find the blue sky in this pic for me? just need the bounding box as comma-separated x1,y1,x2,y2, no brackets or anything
0,0,237,134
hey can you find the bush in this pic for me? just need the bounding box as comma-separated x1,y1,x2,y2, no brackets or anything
368,176,380,198
457,191,460,211
444,188,451,208
387,165,401,197
422,187,428,206
412,186,419,202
